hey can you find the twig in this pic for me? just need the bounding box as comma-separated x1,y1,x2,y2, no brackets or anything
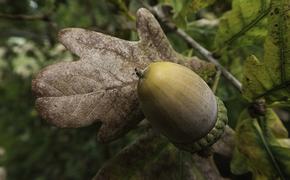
176,29,242,92
142,3,243,92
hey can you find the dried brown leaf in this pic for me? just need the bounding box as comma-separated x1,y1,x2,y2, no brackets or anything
32,8,214,142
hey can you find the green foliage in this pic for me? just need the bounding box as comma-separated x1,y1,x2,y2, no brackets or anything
212,0,270,93
190,0,215,11
160,0,215,15
215,0,270,51
242,0,290,103
0,38,105,179
212,0,272,130
232,109,290,179
232,1,290,179
160,0,192,16
159,0,215,27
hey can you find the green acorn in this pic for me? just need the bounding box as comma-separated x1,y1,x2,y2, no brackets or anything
137,61,228,153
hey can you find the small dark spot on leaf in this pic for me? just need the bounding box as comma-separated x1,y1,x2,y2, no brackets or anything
274,24,278,27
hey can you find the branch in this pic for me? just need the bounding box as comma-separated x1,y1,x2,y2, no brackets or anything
142,4,243,92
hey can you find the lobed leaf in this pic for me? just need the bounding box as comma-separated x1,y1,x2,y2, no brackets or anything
242,0,290,102
32,8,214,143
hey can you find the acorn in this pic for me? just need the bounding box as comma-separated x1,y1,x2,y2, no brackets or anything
137,62,228,153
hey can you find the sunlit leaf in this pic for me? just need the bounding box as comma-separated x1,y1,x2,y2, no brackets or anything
215,0,270,49
242,0,290,102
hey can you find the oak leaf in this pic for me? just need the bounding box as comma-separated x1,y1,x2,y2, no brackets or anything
32,8,214,143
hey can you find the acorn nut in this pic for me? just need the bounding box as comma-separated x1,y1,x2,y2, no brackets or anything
137,62,228,153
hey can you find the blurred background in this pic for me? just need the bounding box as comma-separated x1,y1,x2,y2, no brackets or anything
0,0,150,179
1,0,288,179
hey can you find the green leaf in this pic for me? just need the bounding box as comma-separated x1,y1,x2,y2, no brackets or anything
234,114,275,178
160,0,215,14
242,0,290,102
269,100,290,108
231,148,250,175
232,108,290,179
159,0,216,27
190,0,215,11
215,0,270,49
265,109,288,138
160,0,190,15
270,145,290,177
